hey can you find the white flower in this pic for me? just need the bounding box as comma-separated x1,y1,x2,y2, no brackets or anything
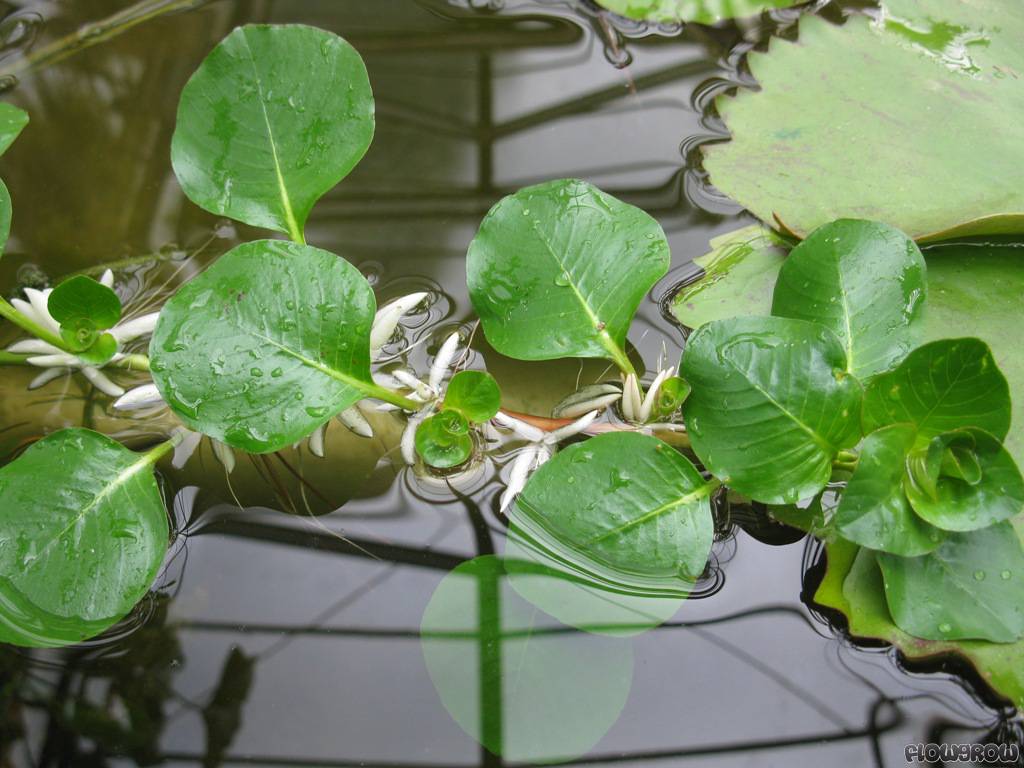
6,270,159,397
620,366,676,424
494,409,599,513
398,330,463,465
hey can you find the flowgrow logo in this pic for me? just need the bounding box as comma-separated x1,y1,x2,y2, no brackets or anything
906,742,1020,764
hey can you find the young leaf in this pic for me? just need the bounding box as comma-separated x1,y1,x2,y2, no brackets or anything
0,429,169,648
420,555,634,763
594,0,801,23
681,316,863,504
415,410,473,469
443,370,500,424
833,424,945,556
150,239,378,454
0,103,28,156
771,219,926,378
466,179,669,374
903,428,1024,532
508,432,715,636
171,24,374,242
862,338,1011,441
877,523,1024,643
48,275,122,330
75,332,118,366
653,375,690,419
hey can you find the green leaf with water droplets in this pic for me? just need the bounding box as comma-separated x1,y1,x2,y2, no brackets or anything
442,370,500,424
903,428,1024,532
171,25,374,242
771,219,926,378
862,338,1011,441
0,429,168,648
150,239,377,454
467,179,669,375
593,0,802,24
420,555,634,763
415,410,473,469
681,316,863,504
877,523,1024,643
833,424,946,556
508,432,716,636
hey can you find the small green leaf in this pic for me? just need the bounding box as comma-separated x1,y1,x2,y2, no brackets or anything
443,370,501,424
76,332,118,366
681,316,863,504
420,555,634,763
877,523,1024,643
508,432,716,636
171,25,374,241
594,0,801,23
415,410,473,469
467,179,669,374
833,424,945,556
904,429,1024,532
862,338,1011,441
48,275,122,330
771,219,926,378
150,239,377,454
653,376,690,418
0,429,169,648
0,103,28,156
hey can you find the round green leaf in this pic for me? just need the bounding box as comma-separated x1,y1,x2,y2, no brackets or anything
703,5,1024,241
833,424,945,556
443,370,501,424
681,316,863,504
171,24,374,241
150,239,376,454
877,523,1024,643
508,432,715,636
862,338,1011,442
466,179,669,373
421,555,634,763
415,410,473,469
76,332,118,366
594,0,802,23
771,219,926,378
0,103,28,156
904,428,1024,533
0,429,169,648
48,275,122,330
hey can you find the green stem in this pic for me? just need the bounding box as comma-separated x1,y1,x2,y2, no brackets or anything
0,351,31,366
361,381,422,411
143,432,183,465
0,297,70,351
600,333,636,377
112,353,151,372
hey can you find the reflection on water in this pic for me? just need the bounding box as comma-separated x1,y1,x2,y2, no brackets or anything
0,0,1021,765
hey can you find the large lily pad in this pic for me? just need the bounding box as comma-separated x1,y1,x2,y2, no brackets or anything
467,179,669,374
150,240,378,454
815,532,1024,709
593,0,802,24
0,429,169,647
171,25,374,242
703,2,1024,241
671,235,1024,465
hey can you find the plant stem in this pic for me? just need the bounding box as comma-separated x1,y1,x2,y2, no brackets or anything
599,332,636,377
0,351,30,365
0,297,70,351
362,382,423,411
143,431,184,465
112,354,151,372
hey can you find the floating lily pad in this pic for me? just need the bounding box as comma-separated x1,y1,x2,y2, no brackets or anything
172,24,374,242
443,370,501,424
467,179,669,374
671,234,1024,465
0,429,169,647
816,537,1024,710
703,3,1024,241
415,410,473,469
420,555,634,763
508,432,715,636
681,316,862,504
593,0,802,24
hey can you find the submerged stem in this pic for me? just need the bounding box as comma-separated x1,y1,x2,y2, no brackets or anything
0,297,69,351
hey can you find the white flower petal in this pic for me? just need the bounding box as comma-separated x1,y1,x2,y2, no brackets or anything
401,408,432,466
172,429,203,469
28,367,68,390
429,332,461,391
338,406,373,438
113,383,165,410
370,292,428,355
24,288,60,335
80,367,125,397
639,367,674,424
392,369,435,400
100,269,115,288
545,410,599,444
621,374,642,422
6,339,62,355
492,411,545,443
27,353,79,368
500,445,545,513
10,298,45,327
110,312,160,344
555,392,621,419
307,424,327,458
211,439,237,473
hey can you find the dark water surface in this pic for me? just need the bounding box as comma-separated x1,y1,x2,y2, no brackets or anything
0,1,1019,766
